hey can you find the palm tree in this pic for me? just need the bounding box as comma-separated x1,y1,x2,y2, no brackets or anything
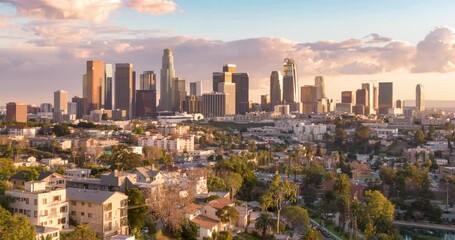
255,212,274,239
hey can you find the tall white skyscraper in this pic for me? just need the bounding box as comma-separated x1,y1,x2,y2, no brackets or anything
416,84,425,111
361,83,375,115
218,82,236,115
54,90,68,114
282,58,299,103
270,71,283,106
314,76,326,100
190,81,202,96
159,48,176,111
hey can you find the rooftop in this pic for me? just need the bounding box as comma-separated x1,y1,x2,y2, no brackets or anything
66,188,126,204
191,215,219,229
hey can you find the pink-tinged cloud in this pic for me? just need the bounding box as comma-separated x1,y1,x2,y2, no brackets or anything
0,15,11,29
1,0,122,23
127,0,177,15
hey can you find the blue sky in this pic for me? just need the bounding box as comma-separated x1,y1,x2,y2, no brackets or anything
1,0,455,104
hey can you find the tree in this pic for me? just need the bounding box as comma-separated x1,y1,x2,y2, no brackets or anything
127,188,147,231
301,228,323,240
216,206,239,228
61,224,99,240
414,129,425,145
0,158,15,181
334,173,352,231
281,205,309,230
110,145,143,170
142,146,163,162
261,175,297,233
23,169,39,181
254,212,274,238
355,126,371,140
52,124,70,137
316,144,323,157
0,206,35,240
225,172,243,200
363,190,396,236
181,218,198,240
208,176,227,192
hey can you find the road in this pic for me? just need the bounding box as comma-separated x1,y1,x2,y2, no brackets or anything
394,220,455,232
310,218,344,240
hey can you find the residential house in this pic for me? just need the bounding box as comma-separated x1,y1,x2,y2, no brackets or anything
10,171,65,189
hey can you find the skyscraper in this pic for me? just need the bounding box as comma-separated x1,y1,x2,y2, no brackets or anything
6,102,27,123
190,81,202,96
202,92,227,118
159,48,176,111
115,63,134,119
282,58,299,103
183,95,202,114
140,71,156,91
301,85,316,114
223,64,237,73
378,82,393,114
136,90,156,118
173,77,187,112
416,84,425,111
40,103,52,113
105,63,114,110
85,60,105,112
232,73,249,115
270,71,283,106
341,91,356,104
314,76,326,100
213,65,233,92
72,96,88,119
361,83,375,115
54,90,68,114
354,88,368,115
261,94,270,112
218,82,236,115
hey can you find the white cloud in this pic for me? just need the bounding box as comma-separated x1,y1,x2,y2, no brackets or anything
127,0,177,15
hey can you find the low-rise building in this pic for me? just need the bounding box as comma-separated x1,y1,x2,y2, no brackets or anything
41,157,68,167
138,134,194,153
67,188,129,239
10,171,66,189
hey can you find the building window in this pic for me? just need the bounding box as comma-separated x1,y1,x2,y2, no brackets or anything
42,198,47,204
34,211,37,218
88,203,92,207
71,211,76,216
71,201,76,206
81,212,85,216
88,213,93,218
60,206,67,213
34,199,37,205
104,203,112,211
81,202,85,206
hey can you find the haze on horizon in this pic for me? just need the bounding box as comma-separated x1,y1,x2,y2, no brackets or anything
1,0,455,105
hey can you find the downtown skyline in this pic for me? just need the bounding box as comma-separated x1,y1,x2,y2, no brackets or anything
1,1,455,104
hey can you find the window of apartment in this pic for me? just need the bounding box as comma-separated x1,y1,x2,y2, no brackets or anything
34,199,37,205
42,210,48,216
121,199,127,207
60,206,67,213
27,210,31,217
71,201,76,206
88,213,93,218
103,203,112,211
81,212,85,216
34,211,37,218
58,218,66,224
81,202,85,206
53,195,60,202
53,233,58,237
42,198,47,204
88,203,92,207
49,220,52,225
19,209,23,214
71,211,76,216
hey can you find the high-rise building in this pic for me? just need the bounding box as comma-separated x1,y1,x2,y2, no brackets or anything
378,82,393,114
270,71,283,106
314,76,326,100
67,102,77,116
85,60,105,112
72,96,88,119
190,81,202,96
361,83,375,115
218,82,236,115
40,103,52,113
54,90,68,114
223,64,237,73
213,71,232,92
232,73,249,115
355,88,368,115
373,85,378,110
173,77,187,112
341,91,356,104
135,90,156,118
396,99,404,109
6,102,27,123
183,95,202,114
105,63,114,110
261,94,270,112
202,92,226,118
301,85,316,114
416,84,425,111
159,48,176,112
115,63,134,119
282,58,299,103
140,71,156,91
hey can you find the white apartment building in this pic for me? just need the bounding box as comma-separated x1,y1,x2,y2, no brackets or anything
41,157,68,167
157,123,190,136
6,181,69,230
138,134,194,152
67,188,129,240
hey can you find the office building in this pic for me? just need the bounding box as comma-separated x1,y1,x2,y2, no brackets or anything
373,85,378,110
314,76,326,100
355,88,368,115
261,94,270,112
71,96,88,119
159,48,176,111
40,103,52,113
232,73,249,114
218,82,236,115
54,90,68,115
274,105,290,115
396,99,404,109
140,71,156,91
6,102,27,123
282,58,299,103
212,65,233,92
115,63,135,119
378,82,393,114
361,83,375,115
270,71,283,106
190,81,202,96
135,90,156,118
105,63,114,110
202,92,226,118
85,60,105,112
223,64,236,73
172,77,186,112
183,95,202,114
341,91,355,104
67,102,77,116
416,84,425,111
301,85,316,114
